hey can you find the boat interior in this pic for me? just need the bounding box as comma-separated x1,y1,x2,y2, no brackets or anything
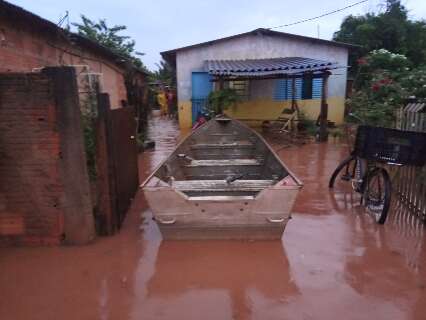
151,118,295,198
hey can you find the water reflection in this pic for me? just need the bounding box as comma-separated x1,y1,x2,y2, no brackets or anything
328,185,425,273
143,240,299,320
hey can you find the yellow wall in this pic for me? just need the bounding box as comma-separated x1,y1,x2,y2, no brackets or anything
178,101,193,129
178,97,345,129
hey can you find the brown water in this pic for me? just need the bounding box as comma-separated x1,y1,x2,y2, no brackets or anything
1,113,425,320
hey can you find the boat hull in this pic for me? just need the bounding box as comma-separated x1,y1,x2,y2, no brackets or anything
157,225,287,240
144,185,299,240
142,117,302,240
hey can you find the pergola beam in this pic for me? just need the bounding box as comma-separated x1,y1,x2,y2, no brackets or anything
210,71,329,82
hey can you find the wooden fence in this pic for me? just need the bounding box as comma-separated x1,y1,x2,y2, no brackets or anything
395,110,426,221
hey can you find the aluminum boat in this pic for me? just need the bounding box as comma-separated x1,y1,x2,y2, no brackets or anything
142,117,302,240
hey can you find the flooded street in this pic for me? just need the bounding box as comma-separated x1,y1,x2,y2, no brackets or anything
1,113,425,320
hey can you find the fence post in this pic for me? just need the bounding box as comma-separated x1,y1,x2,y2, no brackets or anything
318,72,330,142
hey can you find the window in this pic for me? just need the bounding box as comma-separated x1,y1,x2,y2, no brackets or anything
287,78,302,100
274,77,323,101
274,79,288,101
273,79,301,101
312,78,323,99
226,80,250,100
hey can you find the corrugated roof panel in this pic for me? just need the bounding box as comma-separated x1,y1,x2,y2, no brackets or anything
205,57,340,77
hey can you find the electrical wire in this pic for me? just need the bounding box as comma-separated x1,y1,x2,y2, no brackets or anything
268,0,368,29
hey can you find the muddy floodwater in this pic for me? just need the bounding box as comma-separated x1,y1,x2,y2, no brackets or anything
1,114,425,320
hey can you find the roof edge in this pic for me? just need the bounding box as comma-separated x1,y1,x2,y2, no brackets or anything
161,28,359,60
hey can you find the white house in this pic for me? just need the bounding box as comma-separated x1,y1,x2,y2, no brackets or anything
162,28,355,129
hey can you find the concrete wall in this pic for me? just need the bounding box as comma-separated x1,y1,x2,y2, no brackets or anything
0,17,127,108
175,33,349,128
0,68,95,246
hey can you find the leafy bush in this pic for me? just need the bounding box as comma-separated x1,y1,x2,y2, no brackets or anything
80,92,98,181
297,112,317,136
355,49,410,88
207,88,239,114
82,113,97,180
348,49,426,127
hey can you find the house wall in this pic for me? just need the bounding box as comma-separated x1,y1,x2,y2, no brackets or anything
175,33,348,128
0,68,95,246
0,18,127,108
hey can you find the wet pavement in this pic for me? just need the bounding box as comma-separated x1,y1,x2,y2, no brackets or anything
1,113,425,320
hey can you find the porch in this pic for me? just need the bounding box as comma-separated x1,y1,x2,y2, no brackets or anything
186,57,346,140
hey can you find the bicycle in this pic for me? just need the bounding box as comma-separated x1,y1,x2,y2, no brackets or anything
329,118,426,224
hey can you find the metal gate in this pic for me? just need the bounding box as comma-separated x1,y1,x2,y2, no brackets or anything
110,107,139,226
395,109,426,221
96,93,139,234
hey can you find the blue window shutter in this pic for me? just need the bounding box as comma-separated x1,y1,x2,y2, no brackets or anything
312,78,323,99
274,79,287,101
287,79,302,100
275,78,315,101
295,79,302,100
286,79,292,100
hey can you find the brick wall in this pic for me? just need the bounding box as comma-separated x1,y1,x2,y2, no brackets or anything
0,12,127,108
0,67,95,245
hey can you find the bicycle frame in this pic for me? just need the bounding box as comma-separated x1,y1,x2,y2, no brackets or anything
358,159,403,193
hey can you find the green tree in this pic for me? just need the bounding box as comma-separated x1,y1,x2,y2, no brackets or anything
151,59,176,87
73,15,147,71
334,0,426,72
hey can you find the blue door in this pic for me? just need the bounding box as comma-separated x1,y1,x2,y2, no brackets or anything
191,72,212,123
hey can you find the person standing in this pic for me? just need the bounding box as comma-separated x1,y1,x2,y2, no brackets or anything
157,88,168,116
166,88,175,119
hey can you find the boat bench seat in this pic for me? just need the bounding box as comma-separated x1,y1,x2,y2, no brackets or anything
190,141,254,149
185,159,262,167
172,179,275,192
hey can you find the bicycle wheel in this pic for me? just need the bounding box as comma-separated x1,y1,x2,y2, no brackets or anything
363,168,391,224
329,155,364,192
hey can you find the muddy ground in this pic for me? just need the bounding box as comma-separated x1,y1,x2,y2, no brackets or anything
1,114,425,320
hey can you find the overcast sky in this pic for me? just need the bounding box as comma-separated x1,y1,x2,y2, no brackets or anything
7,0,426,70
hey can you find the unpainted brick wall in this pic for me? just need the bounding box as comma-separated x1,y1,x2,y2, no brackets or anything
0,16,128,109
0,68,94,245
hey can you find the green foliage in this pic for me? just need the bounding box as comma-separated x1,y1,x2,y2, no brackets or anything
347,87,402,127
151,59,175,87
347,49,426,127
298,112,317,136
73,15,148,71
399,66,426,99
80,92,98,181
333,1,426,73
207,89,240,114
